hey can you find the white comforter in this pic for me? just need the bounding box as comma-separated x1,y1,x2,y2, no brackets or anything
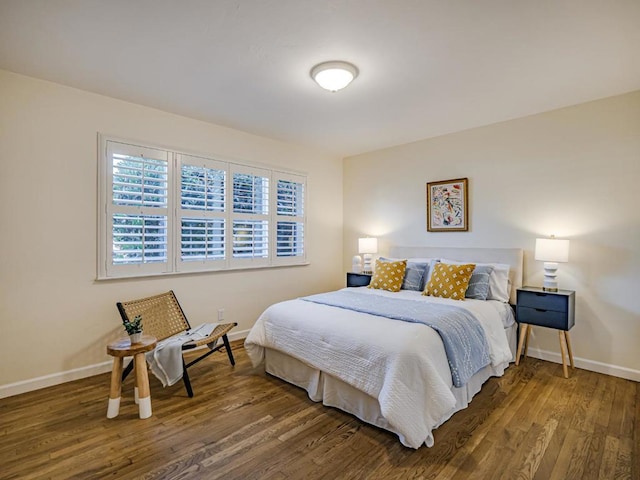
245,287,513,448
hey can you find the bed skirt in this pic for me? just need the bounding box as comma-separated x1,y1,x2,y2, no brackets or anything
263,322,518,447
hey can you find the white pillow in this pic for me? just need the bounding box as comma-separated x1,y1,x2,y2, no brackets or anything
440,258,511,303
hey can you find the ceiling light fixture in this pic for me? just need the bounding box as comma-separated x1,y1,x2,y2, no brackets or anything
310,61,359,92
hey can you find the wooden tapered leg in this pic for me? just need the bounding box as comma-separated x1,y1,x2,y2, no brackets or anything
559,331,569,378
133,356,139,404
564,330,575,369
523,325,532,357
134,353,152,419
515,324,529,366
107,356,123,418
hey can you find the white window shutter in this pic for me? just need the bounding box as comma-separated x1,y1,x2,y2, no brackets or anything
273,173,306,264
177,154,227,272
103,140,171,277
98,135,307,279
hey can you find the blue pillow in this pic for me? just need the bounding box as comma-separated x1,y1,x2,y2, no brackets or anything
379,257,428,291
465,265,494,300
420,259,440,292
402,261,429,291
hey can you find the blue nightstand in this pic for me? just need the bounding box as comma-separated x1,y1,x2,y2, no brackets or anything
515,286,576,378
347,272,372,287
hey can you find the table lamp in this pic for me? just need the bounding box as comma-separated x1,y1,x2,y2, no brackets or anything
535,236,570,291
358,237,378,274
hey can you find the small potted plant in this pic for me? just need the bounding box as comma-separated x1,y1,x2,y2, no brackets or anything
123,315,143,344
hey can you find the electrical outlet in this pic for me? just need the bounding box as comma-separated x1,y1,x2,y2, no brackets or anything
218,308,224,321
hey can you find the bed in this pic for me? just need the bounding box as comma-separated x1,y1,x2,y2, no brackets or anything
244,246,523,448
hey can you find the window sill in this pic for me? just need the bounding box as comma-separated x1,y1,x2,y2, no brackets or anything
95,261,310,281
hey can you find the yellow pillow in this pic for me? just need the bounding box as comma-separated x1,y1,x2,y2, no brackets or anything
423,263,476,300
368,259,407,292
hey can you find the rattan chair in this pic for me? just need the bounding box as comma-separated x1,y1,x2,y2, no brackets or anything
117,290,237,397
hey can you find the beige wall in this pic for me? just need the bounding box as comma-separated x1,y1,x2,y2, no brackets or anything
0,70,344,392
1,67,637,394
344,91,640,379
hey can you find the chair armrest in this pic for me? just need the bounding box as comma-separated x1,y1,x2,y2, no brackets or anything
182,322,237,349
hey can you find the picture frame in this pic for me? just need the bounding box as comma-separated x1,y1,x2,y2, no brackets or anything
426,177,469,232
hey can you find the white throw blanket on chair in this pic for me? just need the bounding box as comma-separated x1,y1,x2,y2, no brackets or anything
146,323,218,387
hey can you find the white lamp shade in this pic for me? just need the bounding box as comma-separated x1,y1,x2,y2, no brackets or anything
358,237,378,254
311,61,358,92
535,238,570,263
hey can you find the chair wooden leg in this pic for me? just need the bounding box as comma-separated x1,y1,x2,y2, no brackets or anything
222,334,235,366
121,359,134,383
182,359,194,398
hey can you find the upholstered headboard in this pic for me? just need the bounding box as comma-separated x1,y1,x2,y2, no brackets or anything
388,246,524,304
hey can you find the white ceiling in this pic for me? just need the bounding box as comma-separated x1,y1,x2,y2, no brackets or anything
1,1,639,157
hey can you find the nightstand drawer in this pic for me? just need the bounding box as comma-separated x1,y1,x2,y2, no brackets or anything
517,306,571,330
517,290,567,312
347,272,372,287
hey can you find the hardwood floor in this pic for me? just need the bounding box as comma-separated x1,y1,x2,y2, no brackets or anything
1,340,637,479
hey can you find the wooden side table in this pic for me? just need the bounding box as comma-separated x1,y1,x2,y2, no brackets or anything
106,335,157,419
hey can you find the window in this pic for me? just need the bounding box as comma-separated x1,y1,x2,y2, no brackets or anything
98,136,307,278
177,154,227,272
103,142,171,277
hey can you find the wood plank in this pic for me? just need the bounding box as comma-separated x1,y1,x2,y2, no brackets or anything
634,382,640,480
548,428,591,480
460,429,528,480
498,419,558,480
597,435,619,480
570,367,600,432
581,425,607,480
209,413,354,479
595,374,616,429
619,379,636,438
506,368,553,433
0,341,636,480
615,436,633,480
607,377,630,437
533,371,581,480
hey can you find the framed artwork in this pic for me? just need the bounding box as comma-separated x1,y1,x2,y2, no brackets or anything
426,177,468,232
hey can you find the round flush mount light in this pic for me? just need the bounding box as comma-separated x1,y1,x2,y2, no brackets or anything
310,61,359,92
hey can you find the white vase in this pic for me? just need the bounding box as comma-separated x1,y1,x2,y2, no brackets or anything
352,255,362,273
129,332,142,344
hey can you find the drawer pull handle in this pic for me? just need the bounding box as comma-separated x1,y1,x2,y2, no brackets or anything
535,308,547,312
535,293,547,297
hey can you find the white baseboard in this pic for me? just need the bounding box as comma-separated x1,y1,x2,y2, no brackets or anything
0,329,250,399
228,329,249,342
0,361,114,399
525,348,640,382
6,332,633,400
